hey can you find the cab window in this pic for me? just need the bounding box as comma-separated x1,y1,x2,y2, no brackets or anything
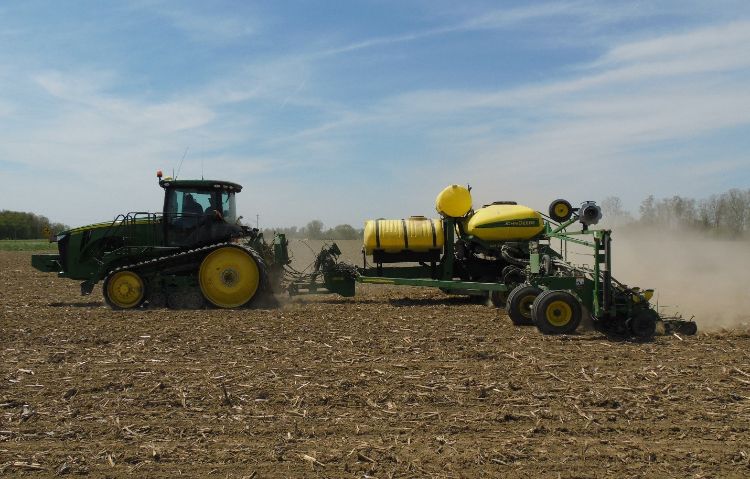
165,188,236,223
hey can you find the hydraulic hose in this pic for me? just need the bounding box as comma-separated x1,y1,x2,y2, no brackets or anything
501,244,529,267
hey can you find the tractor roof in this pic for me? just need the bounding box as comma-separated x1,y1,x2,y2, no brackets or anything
159,179,243,192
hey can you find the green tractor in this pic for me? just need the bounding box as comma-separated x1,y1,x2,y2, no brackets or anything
31,172,289,309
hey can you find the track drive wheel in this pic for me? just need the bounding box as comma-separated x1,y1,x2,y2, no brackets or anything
532,290,582,334
103,270,146,310
506,284,542,325
198,246,264,308
549,199,573,222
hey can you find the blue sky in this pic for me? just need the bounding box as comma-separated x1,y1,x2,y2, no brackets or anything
1,0,749,228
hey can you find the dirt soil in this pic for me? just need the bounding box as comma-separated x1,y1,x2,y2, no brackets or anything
1,245,749,478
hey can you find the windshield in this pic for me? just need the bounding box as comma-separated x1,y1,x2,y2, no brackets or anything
165,188,237,223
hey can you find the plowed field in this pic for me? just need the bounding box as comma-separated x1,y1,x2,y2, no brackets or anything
2,243,749,478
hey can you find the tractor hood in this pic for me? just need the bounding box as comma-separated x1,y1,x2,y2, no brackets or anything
62,220,118,236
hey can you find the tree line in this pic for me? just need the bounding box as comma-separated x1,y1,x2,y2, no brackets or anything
0,209,359,241
269,188,750,240
262,220,362,240
601,188,750,236
5,188,748,241
0,210,69,240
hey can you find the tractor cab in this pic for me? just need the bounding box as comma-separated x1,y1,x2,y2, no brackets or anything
158,174,244,247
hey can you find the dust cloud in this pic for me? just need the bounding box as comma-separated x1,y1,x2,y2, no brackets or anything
609,228,750,331
285,238,364,271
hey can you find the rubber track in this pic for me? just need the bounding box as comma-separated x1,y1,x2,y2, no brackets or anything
104,242,269,306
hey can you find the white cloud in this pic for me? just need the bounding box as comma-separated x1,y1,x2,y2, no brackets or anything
2,2,750,227
129,1,258,43
601,20,750,65
363,19,750,118
461,2,583,29
31,70,216,141
273,17,750,216
316,2,604,57
457,23,750,208
196,58,314,107
0,69,227,224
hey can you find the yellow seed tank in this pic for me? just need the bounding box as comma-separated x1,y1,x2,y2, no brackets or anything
435,184,472,218
463,204,544,241
363,217,444,255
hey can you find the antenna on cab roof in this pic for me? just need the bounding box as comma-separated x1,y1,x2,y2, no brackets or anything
176,147,189,180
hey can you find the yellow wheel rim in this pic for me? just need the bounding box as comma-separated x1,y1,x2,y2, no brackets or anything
519,295,536,319
545,300,573,327
199,247,260,308
106,271,144,309
554,203,570,218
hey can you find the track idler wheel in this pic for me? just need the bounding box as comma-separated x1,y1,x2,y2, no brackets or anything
198,246,264,308
549,199,573,222
532,290,582,334
629,310,657,338
103,270,146,310
506,284,542,325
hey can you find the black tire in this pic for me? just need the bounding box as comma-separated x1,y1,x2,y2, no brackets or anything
532,289,582,334
662,320,698,336
549,199,573,222
502,266,526,285
490,290,507,308
506,284,542,325
679,321,698,336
